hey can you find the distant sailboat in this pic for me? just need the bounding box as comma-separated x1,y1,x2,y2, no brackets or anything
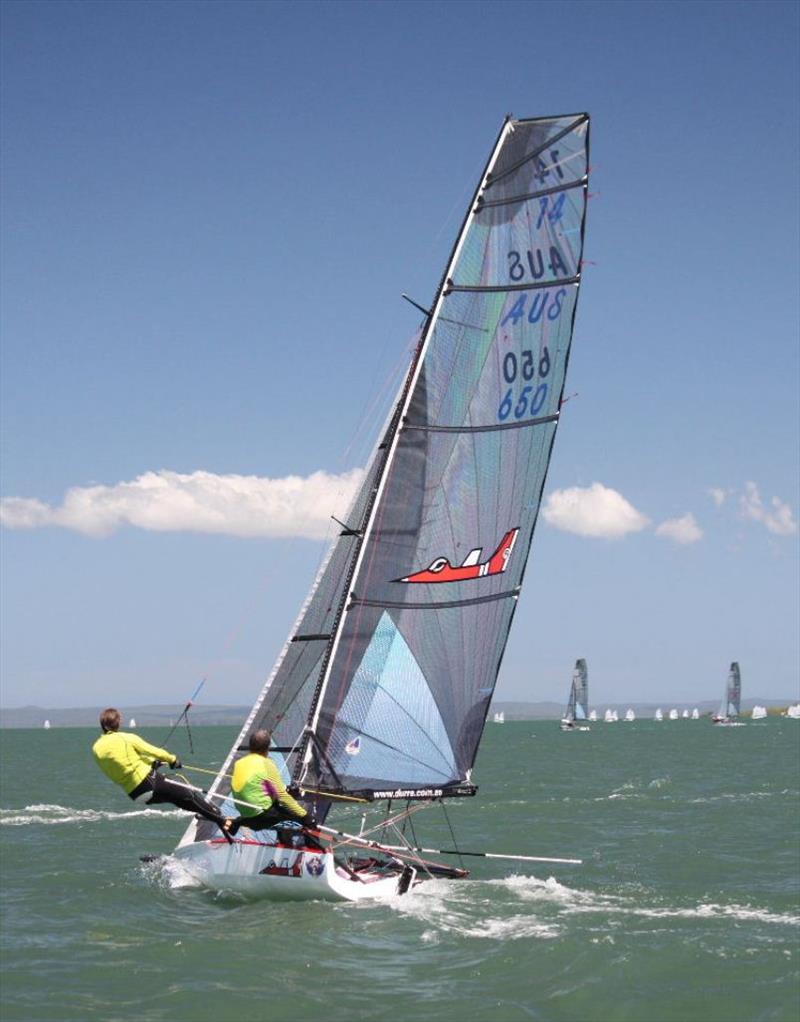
604,708,617,723
129,717,137,728
654,708,663,721
492,711,505,724
561,659,590,731
668,708,679,720
681,709,689,719
691,708,699,719
588,710,597,722
751,705,767,720
43,719,51,730
624,708,635,722
786,704,800,719
712,662,745,726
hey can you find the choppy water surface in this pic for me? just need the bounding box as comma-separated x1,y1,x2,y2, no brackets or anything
1,721,798,1021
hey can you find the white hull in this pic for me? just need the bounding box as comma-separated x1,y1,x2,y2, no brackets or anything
173,837,410,902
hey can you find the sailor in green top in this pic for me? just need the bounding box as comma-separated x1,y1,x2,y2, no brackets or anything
225,729,312,837
92,707,231,837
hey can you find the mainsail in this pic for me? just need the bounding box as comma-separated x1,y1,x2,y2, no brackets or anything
722,661,742,719
564,658,589,723
181,113,590,842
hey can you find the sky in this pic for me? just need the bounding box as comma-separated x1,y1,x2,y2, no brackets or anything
1,0,798,711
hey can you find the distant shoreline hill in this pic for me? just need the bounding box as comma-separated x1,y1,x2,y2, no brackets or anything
1,699,798,728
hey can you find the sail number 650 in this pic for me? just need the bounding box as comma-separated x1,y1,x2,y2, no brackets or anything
498,346,550,421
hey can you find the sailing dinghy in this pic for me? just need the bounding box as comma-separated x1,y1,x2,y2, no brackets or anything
561,659,591,730
172,113,590,900
713,662,746,726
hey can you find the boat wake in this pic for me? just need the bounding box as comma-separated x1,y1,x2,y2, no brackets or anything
0,803,183,827
374,873,799,941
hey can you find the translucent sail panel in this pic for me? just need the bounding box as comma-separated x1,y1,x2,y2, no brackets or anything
419,288,578,433
312,596,517,790
483,115,589,206
323,612,457,789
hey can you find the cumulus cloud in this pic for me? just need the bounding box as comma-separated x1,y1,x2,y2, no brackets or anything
0,468,365,540
655,513,703,545
739,481,798,536
708,487,727,507
542,482,650,539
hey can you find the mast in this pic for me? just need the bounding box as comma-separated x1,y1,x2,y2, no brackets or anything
296,118,515,786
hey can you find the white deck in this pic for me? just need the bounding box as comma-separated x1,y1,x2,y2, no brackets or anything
172,837,408,902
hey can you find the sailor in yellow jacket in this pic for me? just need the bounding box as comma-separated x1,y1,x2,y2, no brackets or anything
92,707,230,837
225,729,311,837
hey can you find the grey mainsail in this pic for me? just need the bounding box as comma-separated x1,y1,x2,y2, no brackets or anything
723,662,742,719
183,114,590,842
564,658,589,722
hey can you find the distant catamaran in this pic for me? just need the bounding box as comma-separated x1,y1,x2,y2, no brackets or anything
751,705,767,720
668,708,679,720
712,662,745,726
624,708,635,722
561,659,590,731
492,711,505,724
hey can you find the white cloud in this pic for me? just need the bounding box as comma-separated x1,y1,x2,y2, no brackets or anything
655,513,703,545
739,481,798,536
542,482,650,539
0,468,365,540
708,487,727,507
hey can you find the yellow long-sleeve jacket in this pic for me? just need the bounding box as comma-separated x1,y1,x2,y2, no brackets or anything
92,731,177,794
231,753,306,818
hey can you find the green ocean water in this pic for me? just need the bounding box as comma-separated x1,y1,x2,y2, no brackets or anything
1,720,798,1022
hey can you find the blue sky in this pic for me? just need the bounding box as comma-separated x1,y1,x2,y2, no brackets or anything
1,0,798,710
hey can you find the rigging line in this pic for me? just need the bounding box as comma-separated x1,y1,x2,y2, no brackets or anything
441,800,465,871
328,801,432,853
178,763,370,804
163,679,205,748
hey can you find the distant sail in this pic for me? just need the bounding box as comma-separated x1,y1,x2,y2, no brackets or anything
681,709,689,719
562,659,589,726
654,708,663,721
786,704,800,719
751,705,767,720
668,708,679,720
691,708,699,719
129,717,137,728
43,719,51,730
624,708,635,722
492,711,505,723
713,662,742,723
588,709,597,722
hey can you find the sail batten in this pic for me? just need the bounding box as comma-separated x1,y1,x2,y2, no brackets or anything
446,276,580,294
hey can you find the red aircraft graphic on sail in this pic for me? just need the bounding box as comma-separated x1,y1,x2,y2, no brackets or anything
396,528,520,584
